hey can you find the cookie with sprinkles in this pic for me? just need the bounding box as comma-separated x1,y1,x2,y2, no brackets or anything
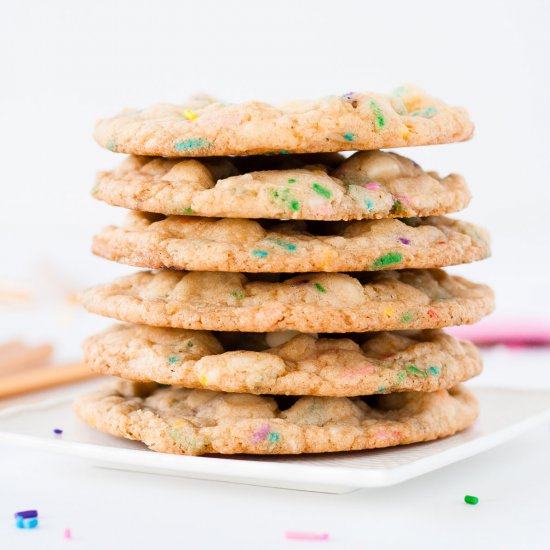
93,150,471,221
84,324,483,397
93,212,490,272
74,380,478,455
94,85,473,157
79,268,494,333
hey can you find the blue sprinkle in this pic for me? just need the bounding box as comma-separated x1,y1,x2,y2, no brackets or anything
343,133,355,142
53,428,63,435
410,107,438,118
16,516,38,529
174,138,211,152
252,249,268,258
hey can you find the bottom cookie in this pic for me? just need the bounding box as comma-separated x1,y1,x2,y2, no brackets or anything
74,380,478,455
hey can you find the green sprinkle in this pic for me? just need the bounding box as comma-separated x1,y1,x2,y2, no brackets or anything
369,100,385,130
406,364,427,377
107,138,117,152
402,312,414,323
252,249,268,258
267,238,297,251
183,207,194,214
267,432,280,444
396,371,406,384
411,106,438,118
168,356,181,364
287,178,296,184
279,150,289,154
313,282,326,293
312,182,332,199
464,495,479,505
168,429,208,452
271,188,300,212
392,200,403,214
343,133,355,141
230,290,245,300
372,252,403,269
376,387,386,392
428,366,439,376
174,137,211,152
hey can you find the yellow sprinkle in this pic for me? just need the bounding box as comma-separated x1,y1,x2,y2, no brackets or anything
320,250,337,270
402,128,410,140
183,108,198,121
312,169,326,175
385,307,392,318
199,375,208,385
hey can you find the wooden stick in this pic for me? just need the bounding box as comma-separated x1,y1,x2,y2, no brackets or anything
0,343,54,375
0,283,32,304
0,363,98,399
0,341,27,358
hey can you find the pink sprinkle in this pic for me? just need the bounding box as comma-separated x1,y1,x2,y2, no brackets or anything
285,531,329,541
64,528,72,540
365,183,380,190
394,194,411,205
252,423,271,443
341,363,376,379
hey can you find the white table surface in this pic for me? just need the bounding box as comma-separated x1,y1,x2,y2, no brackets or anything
0,346,549,550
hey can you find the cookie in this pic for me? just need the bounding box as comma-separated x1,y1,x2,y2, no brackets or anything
93,212,490,273
80,269,494,333
74,380,478,455
93,150,471,221
93,85,473,157
84,324,482,397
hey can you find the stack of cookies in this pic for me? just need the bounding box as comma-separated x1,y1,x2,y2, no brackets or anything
76,86,494,456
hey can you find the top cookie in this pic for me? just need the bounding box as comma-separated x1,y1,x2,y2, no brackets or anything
94,85,473,157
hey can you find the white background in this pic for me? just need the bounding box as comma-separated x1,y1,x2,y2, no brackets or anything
2,0,550,331
1,1,550,549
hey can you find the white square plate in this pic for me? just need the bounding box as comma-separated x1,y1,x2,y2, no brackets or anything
1,384,549,493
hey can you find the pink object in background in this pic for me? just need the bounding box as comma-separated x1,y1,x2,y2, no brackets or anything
445,318,550,348
285,531,330,541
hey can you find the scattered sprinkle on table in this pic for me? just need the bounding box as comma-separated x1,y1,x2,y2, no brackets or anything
15,510,39,529
464,495,479,505
53,428,63,435
64,527,72,540
285,531,329,541
14,510,38,519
